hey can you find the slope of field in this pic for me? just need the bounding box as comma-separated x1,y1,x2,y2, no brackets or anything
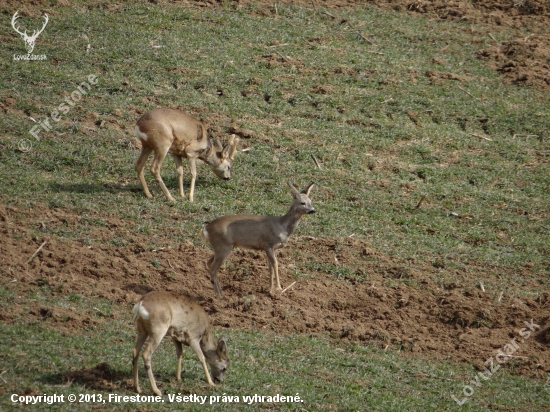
1,0,549,410
2,201,549,378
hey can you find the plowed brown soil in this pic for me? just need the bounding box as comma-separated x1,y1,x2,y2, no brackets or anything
1,202,548,379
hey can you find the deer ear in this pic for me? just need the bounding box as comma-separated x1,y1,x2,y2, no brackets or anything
229,135,239,160
222,141,232,160
215,137,223,151
217,337,228,357
301,182,315,196
287,182,301,198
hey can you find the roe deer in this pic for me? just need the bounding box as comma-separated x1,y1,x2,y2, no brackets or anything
135,108,239,202
132,291,229,395
203,182,315,298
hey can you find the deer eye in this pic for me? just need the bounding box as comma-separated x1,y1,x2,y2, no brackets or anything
301,202,306,205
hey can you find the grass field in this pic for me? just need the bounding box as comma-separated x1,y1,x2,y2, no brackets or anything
1,1,549,410
2,316,550,411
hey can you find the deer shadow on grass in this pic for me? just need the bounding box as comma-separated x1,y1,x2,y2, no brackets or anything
49,177,213,196
49,182,141,195
42,362,129,392
43,355,202,393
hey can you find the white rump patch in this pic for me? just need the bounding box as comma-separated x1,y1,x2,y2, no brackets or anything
139,305,150,320
132,302,150,322
202,227,209,240
135,125,148,142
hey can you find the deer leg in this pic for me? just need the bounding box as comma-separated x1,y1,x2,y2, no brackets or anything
189,339,215,386
150,147,175,202
265,248,282,295
206,255,214,270
142,328,166,396
266,256,274,292
187,156,197,202
135,145,153,198
208,246,232,299
172,154,185,198
172,337,184,381
132,323,148,393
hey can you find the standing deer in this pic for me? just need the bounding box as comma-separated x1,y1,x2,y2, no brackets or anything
132,291,229,396
11,12,49,54
203,182,315,298
134,108,239,202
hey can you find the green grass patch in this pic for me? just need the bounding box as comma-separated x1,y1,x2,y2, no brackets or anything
2,302,549,411
1,2,548,279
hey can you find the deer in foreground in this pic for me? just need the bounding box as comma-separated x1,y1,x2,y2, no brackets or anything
203,182,315,298
132,291,229,396
135,108,239,202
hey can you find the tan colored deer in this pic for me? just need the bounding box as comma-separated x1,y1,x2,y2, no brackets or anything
132,291,229,395
203,182,315,298
135,108,239,202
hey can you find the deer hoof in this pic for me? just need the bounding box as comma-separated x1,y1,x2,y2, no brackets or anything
269,289,282,299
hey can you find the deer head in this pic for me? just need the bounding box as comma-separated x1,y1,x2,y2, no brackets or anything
11,12,49,54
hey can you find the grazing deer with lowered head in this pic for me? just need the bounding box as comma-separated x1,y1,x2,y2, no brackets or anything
132,291,229,396
203,182,315,298
135,108,239,202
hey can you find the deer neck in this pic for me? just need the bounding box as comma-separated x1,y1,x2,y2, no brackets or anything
198,139,214,164
200,329,217,354
281,205,303,236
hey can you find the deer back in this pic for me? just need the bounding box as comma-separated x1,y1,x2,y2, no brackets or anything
204,214,286,250
134,291,211,343
136,108,208,156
